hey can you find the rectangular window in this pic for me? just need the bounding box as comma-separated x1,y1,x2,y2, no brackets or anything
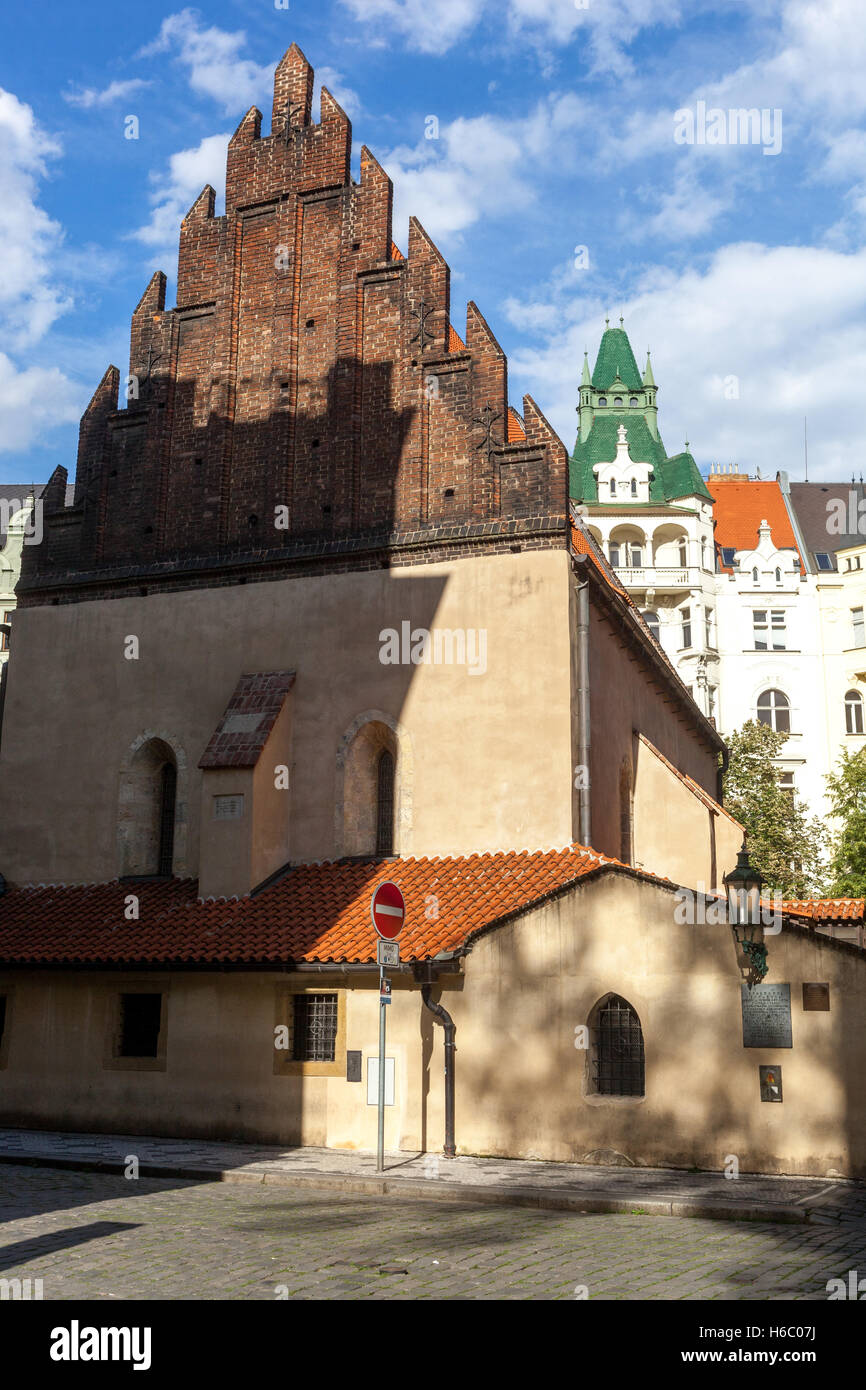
754,610,786,650
779,772,795,801
680,606,692,649
721,546,736,567
853,608,865,649
609,542,621,567
705,608,714,649
118,992,162,1058
815,553,833,571
0,610,11,653
292,993,338,1063
630,545,643,568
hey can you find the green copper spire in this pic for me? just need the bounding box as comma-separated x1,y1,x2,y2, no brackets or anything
642,350,656,388
581,350,592,387
591,324,642,391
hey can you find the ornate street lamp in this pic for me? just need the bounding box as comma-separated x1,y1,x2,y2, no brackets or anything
724,839,768,985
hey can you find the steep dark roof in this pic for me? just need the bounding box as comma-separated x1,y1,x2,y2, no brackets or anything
570,416,711,504
789,482,866,569
592,328,642,390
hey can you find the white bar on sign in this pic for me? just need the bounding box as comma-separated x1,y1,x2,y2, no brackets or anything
367,1057,395,1106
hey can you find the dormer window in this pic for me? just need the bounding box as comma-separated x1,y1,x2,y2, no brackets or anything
614,396,623,406
629,397,639,408
598,397,608,407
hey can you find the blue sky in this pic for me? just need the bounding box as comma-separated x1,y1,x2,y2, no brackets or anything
3,0,866,483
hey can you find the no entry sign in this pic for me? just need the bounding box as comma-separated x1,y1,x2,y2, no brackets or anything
371,881,406,941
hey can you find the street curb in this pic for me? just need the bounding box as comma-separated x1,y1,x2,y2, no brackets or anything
0,1151,810,1224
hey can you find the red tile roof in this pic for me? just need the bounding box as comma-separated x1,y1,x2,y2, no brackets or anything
781,898,865,923
390,241,404,261
199,672,295,769
448,324,466,353
711,479,803,574
569,515,628,598
506,407,526,443
0,846,648,967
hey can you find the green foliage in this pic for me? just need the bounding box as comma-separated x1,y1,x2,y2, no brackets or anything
722,720,827,898
825,747,866,897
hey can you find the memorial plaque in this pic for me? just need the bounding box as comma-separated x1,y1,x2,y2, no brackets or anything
741,983,792,1048
759,1065,783,1102
802,982,830,1012
346,1050,362,1083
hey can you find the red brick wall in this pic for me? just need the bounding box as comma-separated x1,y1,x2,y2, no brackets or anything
23,44,567,602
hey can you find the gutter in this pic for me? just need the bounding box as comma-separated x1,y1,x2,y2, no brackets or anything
417,964,457,1158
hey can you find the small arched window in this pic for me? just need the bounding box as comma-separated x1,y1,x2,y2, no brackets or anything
629,397,639,407
376,750,395,856
590,995,645,1096
757,688,790,734
775,567,782,583
610,479,617,497
642,610,660,640
614,396,623,406
630,477,637,496
598,396,608,407
752,567,759,584
845,690,864,735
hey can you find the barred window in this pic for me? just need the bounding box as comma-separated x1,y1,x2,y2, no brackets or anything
376,750,395,857
591,995,645,1097
292,994,338,1063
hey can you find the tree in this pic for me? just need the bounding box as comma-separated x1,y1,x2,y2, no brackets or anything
722,720,826,898
824,746,866,897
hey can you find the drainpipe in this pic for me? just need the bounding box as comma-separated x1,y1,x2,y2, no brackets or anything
576,578,592,846
420,978,456,1158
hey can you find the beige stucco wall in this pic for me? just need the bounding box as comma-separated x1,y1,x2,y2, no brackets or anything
0,969,445,1151
2,870,865,1176
0,550,575,885
632,739,743,891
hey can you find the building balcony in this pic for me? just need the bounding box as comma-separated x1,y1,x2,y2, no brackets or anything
613,565,695,589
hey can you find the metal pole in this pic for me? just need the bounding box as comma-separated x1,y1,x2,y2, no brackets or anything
377,963,387,1172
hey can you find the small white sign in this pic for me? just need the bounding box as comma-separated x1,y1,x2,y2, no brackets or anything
214,794,245,820
367,1057,395,1107
377,940,400,967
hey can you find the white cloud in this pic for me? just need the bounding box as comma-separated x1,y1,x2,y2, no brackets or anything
338,0,485,56
508,243,866,480
0,88,71,348
316,67,361,121
132,131,229,254
383,93,585,246
62,79,151,109
0,352,80,454
140,8,273,115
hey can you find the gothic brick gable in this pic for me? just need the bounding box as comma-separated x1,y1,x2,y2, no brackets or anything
21,44,567,603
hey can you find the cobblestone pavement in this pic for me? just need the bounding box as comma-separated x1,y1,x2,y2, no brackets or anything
2,1165,866,1300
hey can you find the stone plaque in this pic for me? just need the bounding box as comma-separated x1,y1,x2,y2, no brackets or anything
346,1050,362,1083
741,983,792,1048
802,982,830,1011
759,1064,783,1102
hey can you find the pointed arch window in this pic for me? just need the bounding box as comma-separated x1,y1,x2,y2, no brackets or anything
845,690,864,735
376,750,395,856
590,995,645,1096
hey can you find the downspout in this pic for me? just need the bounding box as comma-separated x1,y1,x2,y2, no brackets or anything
576,578,592,846
421,980,456,1158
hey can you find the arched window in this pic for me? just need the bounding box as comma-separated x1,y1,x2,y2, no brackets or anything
752,567,759,584
757,689,790,734
589,995,645,1096
376,750,395,856
775,567,782,584
629,397,639,408
642,610,660,640
157,762,177,876
598,396,608,408
845,690,864,735
614,396,623,406
610,479,617,497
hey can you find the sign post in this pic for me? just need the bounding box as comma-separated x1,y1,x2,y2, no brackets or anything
371,881,405,1173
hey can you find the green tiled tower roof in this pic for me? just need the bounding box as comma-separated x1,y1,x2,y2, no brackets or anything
591,327,642,390
571,322,712,504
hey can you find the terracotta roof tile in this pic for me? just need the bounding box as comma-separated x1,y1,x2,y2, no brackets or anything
569,515,628,598
448,324,466,353
506,407,526,443
390,241,404,261
0,845,654,967
781,898,865,922
711,479,803,574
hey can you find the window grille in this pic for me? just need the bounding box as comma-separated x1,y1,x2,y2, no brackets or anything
292,994,338,1063
592,996,645,1096
376,750,395,856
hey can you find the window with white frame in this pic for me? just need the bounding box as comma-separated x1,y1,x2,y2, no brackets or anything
680,606,692,649
853,608,865,649
845,690,864,735
757,689,790,734
753,610,786,651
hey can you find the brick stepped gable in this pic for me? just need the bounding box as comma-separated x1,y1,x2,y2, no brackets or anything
21,44,567,603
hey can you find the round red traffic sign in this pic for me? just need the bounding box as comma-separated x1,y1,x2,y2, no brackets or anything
371,881,406,940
